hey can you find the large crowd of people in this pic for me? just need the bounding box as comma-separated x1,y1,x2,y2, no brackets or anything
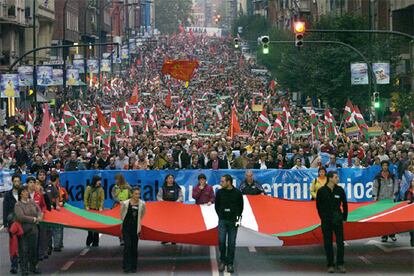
1,32,414,274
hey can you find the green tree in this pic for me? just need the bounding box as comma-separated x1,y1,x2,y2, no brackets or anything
234,14,406,110
154,0,193,34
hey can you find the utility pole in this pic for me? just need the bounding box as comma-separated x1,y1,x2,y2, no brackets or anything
32,0,37,105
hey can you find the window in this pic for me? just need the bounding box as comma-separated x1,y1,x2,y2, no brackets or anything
66,11,79,32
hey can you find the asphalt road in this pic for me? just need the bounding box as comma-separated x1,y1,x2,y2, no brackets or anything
1,197,413,275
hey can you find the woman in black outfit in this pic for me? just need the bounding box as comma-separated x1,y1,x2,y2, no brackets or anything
120,187,146,273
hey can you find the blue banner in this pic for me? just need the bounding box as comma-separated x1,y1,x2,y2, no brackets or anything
56,167,387,209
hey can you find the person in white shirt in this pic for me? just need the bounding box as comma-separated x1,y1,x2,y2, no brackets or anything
292,158,306,170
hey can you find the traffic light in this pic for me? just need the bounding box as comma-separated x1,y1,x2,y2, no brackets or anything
293,21,305,47
233,38,240,49
373,92,380,109
260,36,269,54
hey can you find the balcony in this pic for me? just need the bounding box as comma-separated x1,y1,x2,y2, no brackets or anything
7,5,16,17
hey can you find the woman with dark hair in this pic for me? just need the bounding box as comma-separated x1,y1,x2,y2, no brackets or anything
156,174,183,202
84,175,105,247
120,187,146,273
310,167,328,200
156,174,183,245
14,186,43,275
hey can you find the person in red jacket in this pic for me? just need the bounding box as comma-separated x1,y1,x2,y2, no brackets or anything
348,142,365,167
8,213,24,274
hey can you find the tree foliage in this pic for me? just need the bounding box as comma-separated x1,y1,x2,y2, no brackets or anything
233,14,406,110
154,0,193,34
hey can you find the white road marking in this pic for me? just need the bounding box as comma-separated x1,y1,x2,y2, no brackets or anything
61,260,75,271
0,225,4,232
365,239,413,253
366,240,391,253
248,246,257,252
210,246,219,276
79,247,89,256
99,233,102,238
358,255,373,265
344,241,349,247
359,204,412,222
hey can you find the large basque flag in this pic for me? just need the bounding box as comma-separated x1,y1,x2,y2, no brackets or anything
42,196,414,247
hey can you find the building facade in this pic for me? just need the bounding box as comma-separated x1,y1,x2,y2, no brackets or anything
0,0,27,71
24,0,55,64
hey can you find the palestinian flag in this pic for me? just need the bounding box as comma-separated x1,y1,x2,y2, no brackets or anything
273,114,284,135
42,197,414,247
63,105,79,126
257,110,272,135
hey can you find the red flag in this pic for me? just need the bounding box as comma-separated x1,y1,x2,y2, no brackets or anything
179,24,185,34
228,105,241,139
96,106,109,130
269,80,276,91
161,60,199,82
38,104,52,146
165,89,172,108
129,85,139,105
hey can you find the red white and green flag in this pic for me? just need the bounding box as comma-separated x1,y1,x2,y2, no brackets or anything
324,109,339,139
58,118,68,140
148,104,158,130
273,114,284,136
50,116,57,137
25,113,35,140
63,105,80,126
309,108,319,126
282,105,294,133
215,103,223,121
257,110,272,135
184,106,193,131
343,99,356,125
109,111,121,135
353,105,369,138
173,100,183,126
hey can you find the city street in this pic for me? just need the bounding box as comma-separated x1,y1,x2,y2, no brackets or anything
0,224,413,275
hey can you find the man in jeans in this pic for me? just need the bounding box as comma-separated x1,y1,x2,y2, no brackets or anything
214,174,243,273
316,171,348,273
372,160,399,242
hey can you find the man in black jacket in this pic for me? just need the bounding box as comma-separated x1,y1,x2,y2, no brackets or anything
215,174,243,273
2,174,21,274
316,171,348,273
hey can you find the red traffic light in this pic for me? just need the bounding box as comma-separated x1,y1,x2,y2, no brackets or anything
293,21,305,34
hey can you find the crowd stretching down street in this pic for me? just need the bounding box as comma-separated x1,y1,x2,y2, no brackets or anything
1,32,414,275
